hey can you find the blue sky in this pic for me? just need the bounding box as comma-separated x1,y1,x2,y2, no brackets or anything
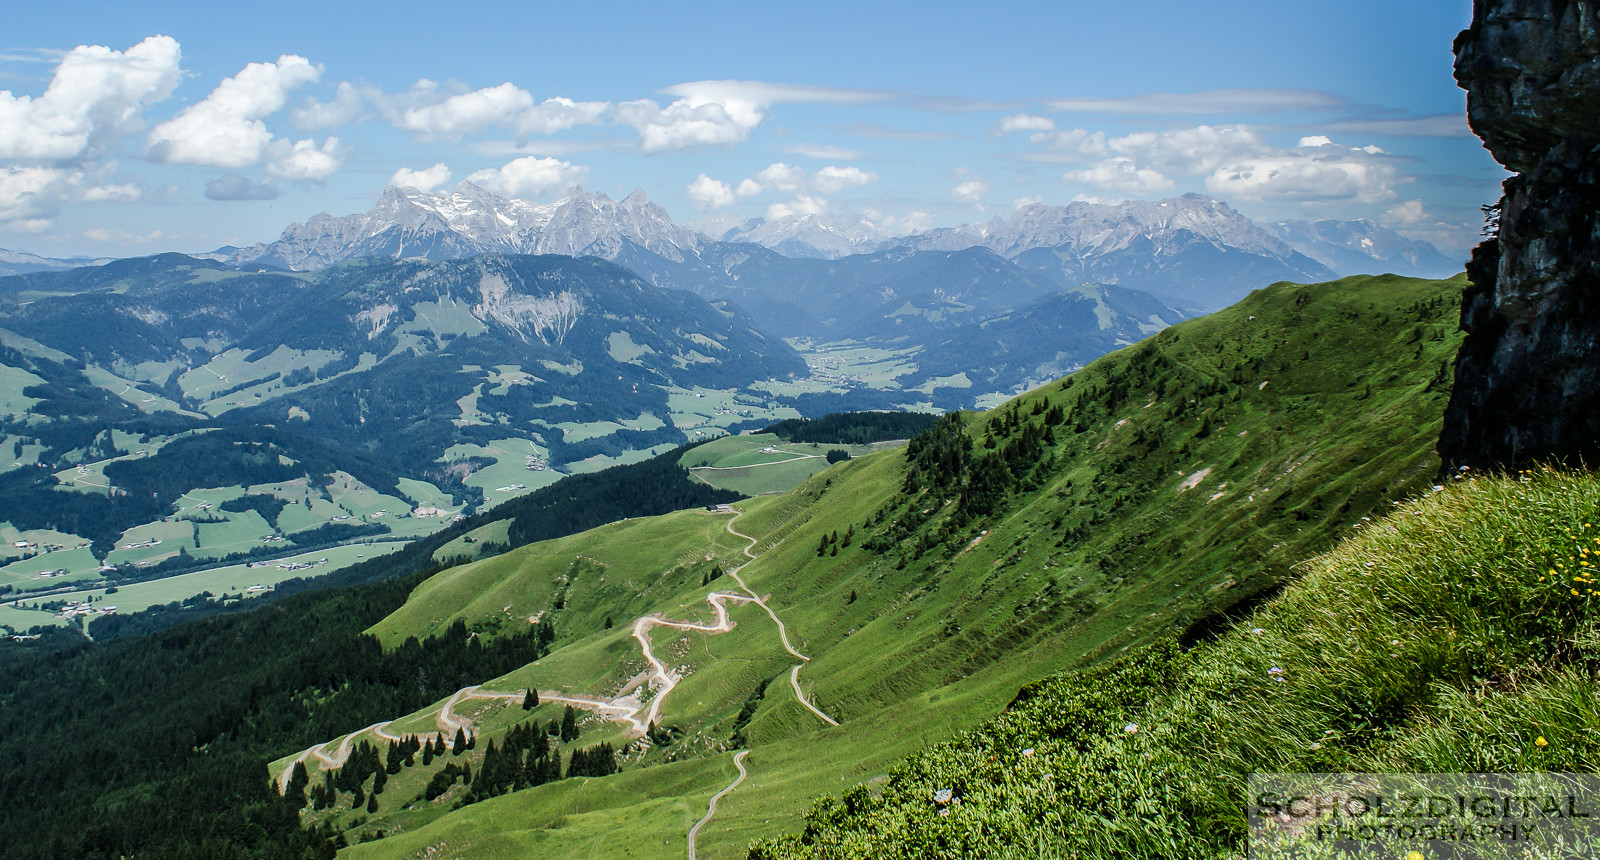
1,0,1501,259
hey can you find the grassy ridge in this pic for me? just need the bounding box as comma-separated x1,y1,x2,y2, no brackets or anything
320,274,1469,857
754,469,1600,858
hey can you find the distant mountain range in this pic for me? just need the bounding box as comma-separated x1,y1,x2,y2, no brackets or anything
1262,218,1460,278
193,184,1455,317
0,248,112,278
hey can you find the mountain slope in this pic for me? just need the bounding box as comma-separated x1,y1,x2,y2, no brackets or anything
284,273,1466,856
754,468,1600,858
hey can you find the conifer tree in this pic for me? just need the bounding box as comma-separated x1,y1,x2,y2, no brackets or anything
522,689,538,710
560,705,579,742
452,727,467,756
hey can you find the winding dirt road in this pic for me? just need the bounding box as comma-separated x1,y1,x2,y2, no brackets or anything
275,506,838,798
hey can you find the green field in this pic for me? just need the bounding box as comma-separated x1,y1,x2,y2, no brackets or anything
679,433,905,495
0,542,405,632
442,438,563,506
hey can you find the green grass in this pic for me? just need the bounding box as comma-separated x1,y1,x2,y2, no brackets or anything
442,438,562,505
298,274,1470,858
432,519,513,563
679,433,903,496
81,543,403,612
754,469,1600,858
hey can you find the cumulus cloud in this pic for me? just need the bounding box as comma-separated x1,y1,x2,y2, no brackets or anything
706,162,878,203
767,195,828,220
0,35,181,160
1205,152,1405,203
0,164,140,226
464,156,586,198
147,54,321,168
1027,122,1406,207
1384,199,1428,226
265,137,348,182
736,162,806,197
398,82,531,136
614,95,765,153
686,174,735,209
292,81,377,129
612,79,882,153
811,165,878,194
388,163,452,193
205,173,279,201
1064,157,1176,195
992,113,1056,136
951,180,991,204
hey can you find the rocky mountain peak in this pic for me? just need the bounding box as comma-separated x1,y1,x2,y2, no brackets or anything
1440,0,1600,471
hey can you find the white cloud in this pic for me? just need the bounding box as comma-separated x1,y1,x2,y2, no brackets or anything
951,180,991,204
389,163,452,193
686,174,735,209
465,155,586,198
394,81,566,138
1205,152,1405,203
265,137,348,182
611,79,881,153
811,165,878,194
0,35,181,160
869,209,933,236
0,164,141,226
1064,157,1176,195
736,162,806,197
1298,134,1334,148
1384,199,1427,226
292,81,376,129
614,96,765,153
1013,195,1045,210
147,54,321,168
515,96,609,136
766,195,828,220
993,113,1055,136
399,82,533,136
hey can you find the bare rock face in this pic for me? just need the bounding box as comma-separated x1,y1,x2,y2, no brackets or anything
1440,0,1600,470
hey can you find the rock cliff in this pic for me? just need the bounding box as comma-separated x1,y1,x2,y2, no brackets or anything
1440,0,1600,470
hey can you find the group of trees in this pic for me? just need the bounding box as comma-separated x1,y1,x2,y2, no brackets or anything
0,560,557,859
764,410,938,445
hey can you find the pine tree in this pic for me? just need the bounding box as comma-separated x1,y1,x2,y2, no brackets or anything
285,761,310,809
366,793,378,814
452,727,468,756
560,705,579,742
522,689,538,710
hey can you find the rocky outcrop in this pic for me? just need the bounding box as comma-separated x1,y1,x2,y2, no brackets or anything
1439,0,1600,471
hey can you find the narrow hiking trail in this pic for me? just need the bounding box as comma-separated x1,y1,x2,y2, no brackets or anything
687,750,749,860
276,507,837,793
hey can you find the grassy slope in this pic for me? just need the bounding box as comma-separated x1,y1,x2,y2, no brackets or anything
755,469,1600,858
327,274,1466,857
